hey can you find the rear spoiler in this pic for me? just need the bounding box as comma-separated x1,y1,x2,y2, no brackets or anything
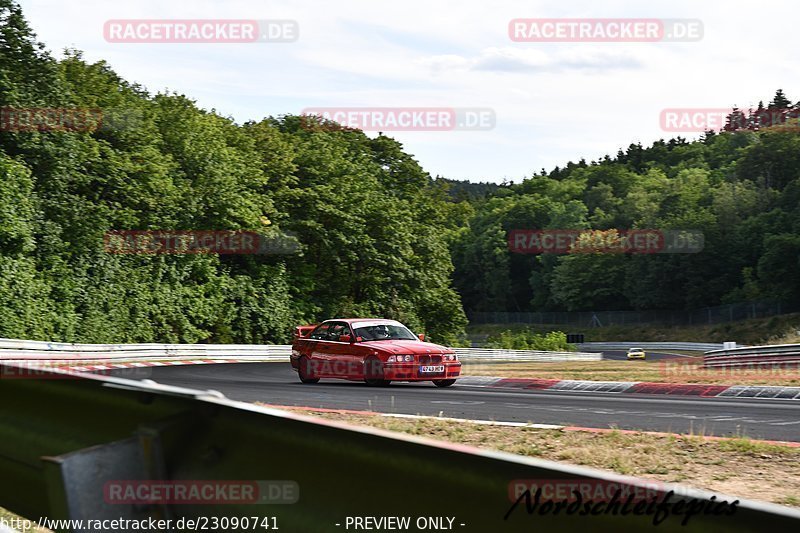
292,324,317,340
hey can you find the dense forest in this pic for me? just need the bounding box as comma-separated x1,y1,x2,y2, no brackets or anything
1,1,799,344
452,98,800,315
0,1,468,344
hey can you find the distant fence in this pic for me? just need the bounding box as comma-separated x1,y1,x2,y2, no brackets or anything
467,300,798,327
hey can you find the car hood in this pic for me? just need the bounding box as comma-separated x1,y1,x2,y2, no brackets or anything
358,339,454,355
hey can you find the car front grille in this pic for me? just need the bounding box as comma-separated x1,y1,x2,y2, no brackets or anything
419,355,442,364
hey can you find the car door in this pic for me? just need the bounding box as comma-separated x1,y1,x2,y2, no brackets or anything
306,322,332,376
348,323,373,379
325,322,356,377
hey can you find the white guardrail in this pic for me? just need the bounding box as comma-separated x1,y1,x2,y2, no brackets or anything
704,343,800,369
0,338,600,363
452,347,599,362
0,338,290,361
578,341,728,352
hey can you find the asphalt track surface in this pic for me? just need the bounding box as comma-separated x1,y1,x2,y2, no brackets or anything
119,363,800,442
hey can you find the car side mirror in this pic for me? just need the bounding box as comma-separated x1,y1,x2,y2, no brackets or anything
418,334,425,341
340,334,352,343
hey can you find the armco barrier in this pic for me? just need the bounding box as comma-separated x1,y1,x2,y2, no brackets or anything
0,362,797,531
453,348,600,362
0,338,599,363
579,342,726,352
704,343,800,369
0,338,292,361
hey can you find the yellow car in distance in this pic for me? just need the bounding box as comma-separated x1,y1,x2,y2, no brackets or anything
627,347,646,360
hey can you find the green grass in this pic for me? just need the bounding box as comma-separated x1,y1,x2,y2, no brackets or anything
716,437,794,455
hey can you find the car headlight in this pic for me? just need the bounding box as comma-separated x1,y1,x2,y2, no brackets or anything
388,355,414,362
443,354,458,361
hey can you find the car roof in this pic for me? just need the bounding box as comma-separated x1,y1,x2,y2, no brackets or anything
322,318,403,326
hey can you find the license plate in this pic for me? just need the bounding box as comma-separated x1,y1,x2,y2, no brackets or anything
420,365,445,373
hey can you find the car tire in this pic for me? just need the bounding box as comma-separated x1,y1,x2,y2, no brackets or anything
298,356,320,384
433,379,456,388
364,356,389,387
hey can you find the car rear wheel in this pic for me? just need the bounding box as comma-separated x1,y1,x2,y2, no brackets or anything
433,379,456,388
364,357,390,387
298,356,319,384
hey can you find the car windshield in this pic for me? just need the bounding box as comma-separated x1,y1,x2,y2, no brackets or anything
353,323,418,341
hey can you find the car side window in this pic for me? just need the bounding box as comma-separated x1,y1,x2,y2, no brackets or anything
327,324,343,341
309,323,330,340
327,323,351,341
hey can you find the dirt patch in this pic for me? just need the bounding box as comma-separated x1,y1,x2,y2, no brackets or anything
273,407,800,508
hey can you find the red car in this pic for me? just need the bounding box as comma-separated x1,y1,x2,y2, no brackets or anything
290,319,461,387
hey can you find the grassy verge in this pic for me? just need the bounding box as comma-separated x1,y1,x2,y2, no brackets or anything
467,312,800,345
461,360,800,386
280,408,800,508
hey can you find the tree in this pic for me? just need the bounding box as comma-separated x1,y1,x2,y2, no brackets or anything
769,89,792,110
757,234,800,302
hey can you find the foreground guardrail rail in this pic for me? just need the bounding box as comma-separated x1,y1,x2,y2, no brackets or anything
1,362,798,532
704,343,800,369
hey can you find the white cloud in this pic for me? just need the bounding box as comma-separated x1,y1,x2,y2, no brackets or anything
15,0,800,182
418,47,645,73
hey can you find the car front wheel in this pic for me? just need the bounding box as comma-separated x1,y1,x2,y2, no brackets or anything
364,356,390,386
298,356,320,384
433,379,456,388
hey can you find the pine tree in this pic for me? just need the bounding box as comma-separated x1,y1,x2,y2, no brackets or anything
768,89,791,110
748,101,766,129
724,107,747,131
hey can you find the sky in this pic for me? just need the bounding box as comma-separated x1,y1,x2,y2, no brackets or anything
17,0,800,183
